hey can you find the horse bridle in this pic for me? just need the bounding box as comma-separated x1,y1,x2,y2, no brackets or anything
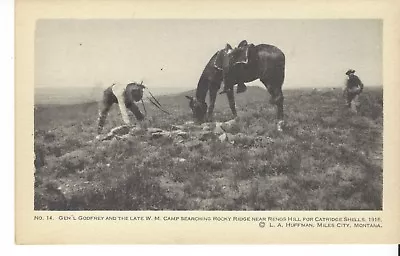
139,81,171,116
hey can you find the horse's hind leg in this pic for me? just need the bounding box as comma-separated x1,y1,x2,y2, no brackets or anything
261,78,284,130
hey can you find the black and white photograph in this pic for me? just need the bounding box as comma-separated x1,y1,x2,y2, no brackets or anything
33,19,383,211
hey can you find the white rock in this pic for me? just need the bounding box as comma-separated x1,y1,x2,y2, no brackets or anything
151,131,170,138
130,126,142,133
221,119,237,132
170,129,184,134
110,125,130,135
225,133,235,144
147,127,164,133
224,119,236,126
214,122,225,134
176,131,189,138
277,120,285,132
219,133,227,142
168,130,188,138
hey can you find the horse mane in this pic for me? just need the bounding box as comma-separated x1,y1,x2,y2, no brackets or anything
195,52,221,102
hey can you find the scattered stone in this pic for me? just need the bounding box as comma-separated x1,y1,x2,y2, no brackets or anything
175,131,189,139
150,129,190,140
130,126,143,133
172,157,187,164
172,129,184,134
219,133,228,142
115,134,131,140
147,127,163,133
110,125,130,135
201,122,212,130
171,125,185,130
94,118,244,145
199,131,215,141
214,122,225,134
221,119,236,132
225,133,235,144
277,120,285,132
95,125,135,141
151,131,170,139
202,126,211,131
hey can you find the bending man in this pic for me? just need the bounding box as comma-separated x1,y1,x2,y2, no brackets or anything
97,82,145,134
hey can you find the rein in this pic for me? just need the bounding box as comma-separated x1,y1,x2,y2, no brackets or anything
138,81,171,116
147,95,171,115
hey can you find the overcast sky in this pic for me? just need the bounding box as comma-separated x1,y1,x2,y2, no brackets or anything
35,19,382,91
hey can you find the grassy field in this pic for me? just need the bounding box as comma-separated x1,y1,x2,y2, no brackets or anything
34,86,383,211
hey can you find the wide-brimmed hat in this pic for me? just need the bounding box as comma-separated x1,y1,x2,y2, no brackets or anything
345,69,356,75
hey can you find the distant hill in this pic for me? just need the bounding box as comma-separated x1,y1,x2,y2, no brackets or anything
35,85,193,105
34,84,264,105
35,84,382,106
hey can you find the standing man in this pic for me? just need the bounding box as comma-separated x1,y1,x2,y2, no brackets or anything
97,82,146,134
344,69,364,113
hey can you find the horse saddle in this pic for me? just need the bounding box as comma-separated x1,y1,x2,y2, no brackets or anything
229,40,255,66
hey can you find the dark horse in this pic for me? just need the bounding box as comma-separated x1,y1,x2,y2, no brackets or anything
186,40,286,130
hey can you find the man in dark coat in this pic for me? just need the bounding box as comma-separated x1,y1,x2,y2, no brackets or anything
97,82,145,134
344,69,364,112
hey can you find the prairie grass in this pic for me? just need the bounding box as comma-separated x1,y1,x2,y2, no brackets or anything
34,86,383,210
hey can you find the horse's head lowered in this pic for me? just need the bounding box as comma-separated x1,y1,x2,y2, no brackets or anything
185,96,207,123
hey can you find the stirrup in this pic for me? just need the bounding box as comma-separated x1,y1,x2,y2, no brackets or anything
237,86,247,94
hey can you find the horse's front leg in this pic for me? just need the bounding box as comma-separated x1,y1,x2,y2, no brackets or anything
226,89,237,118
207,87,218,122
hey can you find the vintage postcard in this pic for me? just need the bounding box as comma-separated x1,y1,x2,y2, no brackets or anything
15,0,400,244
